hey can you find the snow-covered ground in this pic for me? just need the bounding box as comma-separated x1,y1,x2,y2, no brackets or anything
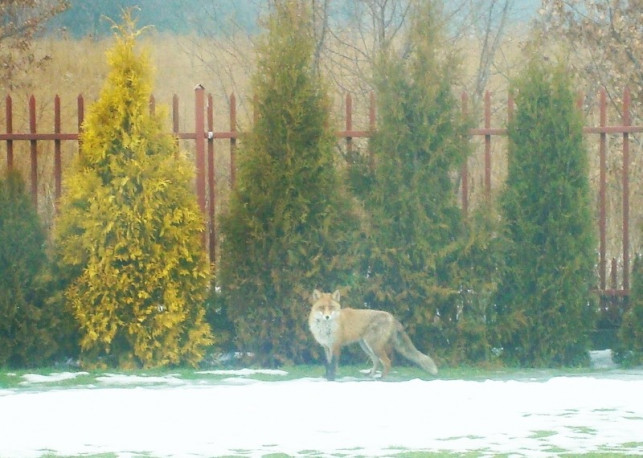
1,354,642,457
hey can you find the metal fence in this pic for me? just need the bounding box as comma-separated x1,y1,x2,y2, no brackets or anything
1,86,641,309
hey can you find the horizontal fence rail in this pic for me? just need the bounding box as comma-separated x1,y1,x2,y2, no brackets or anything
2,86,642,311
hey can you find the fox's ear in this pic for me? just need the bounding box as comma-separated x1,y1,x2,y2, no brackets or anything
331,290,341,303
311,289,322,302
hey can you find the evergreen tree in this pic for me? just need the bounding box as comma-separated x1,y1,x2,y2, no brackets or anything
451,201,506,364
361,1,469,361
0,170,58,367
615,256,643,365
53,13,212,368
219,1,359,366
495,60,596,367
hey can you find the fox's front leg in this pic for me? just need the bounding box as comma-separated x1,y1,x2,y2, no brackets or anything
324,346,340,381
323,347,333,380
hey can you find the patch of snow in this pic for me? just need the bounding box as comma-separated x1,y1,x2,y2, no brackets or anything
210,351,255,364
20,372,89,384
218,377,261,385
95,373,185,386
358,368,382,378
197,368,288,377
1,372,642,457
590,349,617,369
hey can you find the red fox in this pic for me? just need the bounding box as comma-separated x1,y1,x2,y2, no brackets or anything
308,289,438,380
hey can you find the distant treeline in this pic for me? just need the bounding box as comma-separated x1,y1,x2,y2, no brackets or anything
45,0,539,38
45,0,261,37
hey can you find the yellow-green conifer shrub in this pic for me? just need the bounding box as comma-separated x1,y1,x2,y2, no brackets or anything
54,15,212,368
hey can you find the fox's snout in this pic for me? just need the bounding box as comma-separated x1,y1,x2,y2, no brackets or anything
316,307,335,321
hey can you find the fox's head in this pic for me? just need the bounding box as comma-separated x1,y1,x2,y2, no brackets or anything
310,289,341,321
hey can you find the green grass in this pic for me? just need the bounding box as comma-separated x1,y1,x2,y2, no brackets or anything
530,430,558,439
568,426,599,435
0,363,636,392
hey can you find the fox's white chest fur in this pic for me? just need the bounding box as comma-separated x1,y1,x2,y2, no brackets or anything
309,312,340,348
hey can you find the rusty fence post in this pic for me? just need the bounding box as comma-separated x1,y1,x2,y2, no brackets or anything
29,95,38,208
345,93,353,155
229,93,237,188
598,88,607,291
368,92,376,171
171,94,180,158
54,95,62,204
172,94,180,135
461,91,469,216
77,94,84,152
622,87,631,292
5,95,13,170
207,93,216,265
484,91,492,200
194,85,206,216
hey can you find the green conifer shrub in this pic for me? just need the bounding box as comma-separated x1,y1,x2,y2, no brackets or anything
218,1,359,366
53,14,212,368
361,1,471,362
615,256,643,365
0,170,58,367
451,202,506,364
495,60,596,367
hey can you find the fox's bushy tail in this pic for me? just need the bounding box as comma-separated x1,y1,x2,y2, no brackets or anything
393,321,438,375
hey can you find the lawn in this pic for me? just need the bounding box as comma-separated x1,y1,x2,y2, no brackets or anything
1,361,642,457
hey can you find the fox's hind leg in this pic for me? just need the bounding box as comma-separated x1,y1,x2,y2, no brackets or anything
359,339,380,376
360,313,396,378
376,349,391,378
